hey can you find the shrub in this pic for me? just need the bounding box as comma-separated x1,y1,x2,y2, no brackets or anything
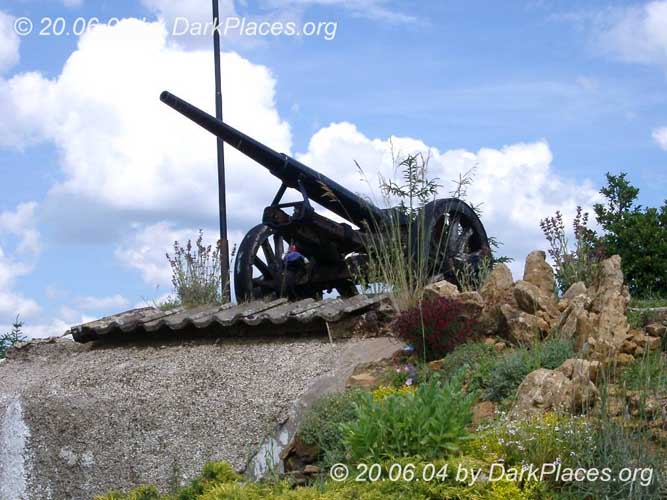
540,206,603,293
435,341,499,393
342,376,475,461
0,317,25,359
165,230,225,308
594,172,667,297
394,296,479,361
298,390,364,467
482,338,574,402
371,384,415,400
172,462,240,500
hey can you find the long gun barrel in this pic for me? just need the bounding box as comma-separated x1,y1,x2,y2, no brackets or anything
160,91,387,227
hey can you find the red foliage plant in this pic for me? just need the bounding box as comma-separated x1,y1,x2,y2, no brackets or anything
394,296,479,361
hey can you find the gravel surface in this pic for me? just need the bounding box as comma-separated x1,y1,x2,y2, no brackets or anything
0,335,400,500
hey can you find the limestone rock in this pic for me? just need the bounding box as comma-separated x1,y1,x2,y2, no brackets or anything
557,358,601,384
303,465,321,475
458,291,485,317
424,280,459,300
614,352,634,366
479,264,517,335
562,281,587,301
587,256,630,360
480,264,514,304
499,304,549,344
511,358,598,417
523,250,555,294
513,280,560,328
554,256,630,362
646,323,667,338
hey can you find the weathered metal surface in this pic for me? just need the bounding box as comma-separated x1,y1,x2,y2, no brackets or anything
69,295,387,343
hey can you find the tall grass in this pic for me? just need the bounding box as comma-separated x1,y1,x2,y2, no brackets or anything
355,150,478,311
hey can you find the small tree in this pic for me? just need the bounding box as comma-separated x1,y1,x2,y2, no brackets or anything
0,317,26,359
594,173,667,296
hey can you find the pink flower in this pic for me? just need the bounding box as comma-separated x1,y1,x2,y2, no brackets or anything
405,378,413,386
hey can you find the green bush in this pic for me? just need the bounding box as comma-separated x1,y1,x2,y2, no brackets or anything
298,390,364,467
99,458,555,500
467,413,664,499
435,341,499,393
482,338,574,402
342,376,475,461
594,172,667,297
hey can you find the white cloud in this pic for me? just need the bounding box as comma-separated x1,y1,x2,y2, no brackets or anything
597,1,667,67
0,19,290,232
652,127,667,150
0,11,20,75
297,123,601,276
115,222,218,287
75,294,129,310
0,203,41,318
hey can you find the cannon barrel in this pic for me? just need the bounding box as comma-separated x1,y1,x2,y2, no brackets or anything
160,91,387,227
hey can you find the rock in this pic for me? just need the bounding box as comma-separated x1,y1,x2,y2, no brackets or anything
458,291,485,317
424,280,459,300
645,336,662,351
480,264,514,304
555,256,630,362
513,280,560,327
494,342,507,352
511,358,598,417
523,250,555,295
484,337,497,346
586,256,629,360
479,264,517,335
614,352,635,366
646,323,667,338
499,304,549,344
346,372,379,389
562,281,587,301
621,340,638,355
303,465,321,475
472,401,496,426
557,358,600,384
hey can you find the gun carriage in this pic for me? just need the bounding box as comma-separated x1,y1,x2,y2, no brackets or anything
160,91,490,302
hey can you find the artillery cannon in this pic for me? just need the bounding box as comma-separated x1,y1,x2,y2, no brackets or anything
160,91,490,301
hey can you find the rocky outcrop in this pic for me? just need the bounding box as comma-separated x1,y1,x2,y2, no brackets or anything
499,304,549,344
556,256,631,361
424,280,459,300
511,358,600,417
523,250,555,295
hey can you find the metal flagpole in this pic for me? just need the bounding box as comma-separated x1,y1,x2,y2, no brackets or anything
212,0,231,302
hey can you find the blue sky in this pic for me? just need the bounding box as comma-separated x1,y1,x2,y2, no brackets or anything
0,0,665,337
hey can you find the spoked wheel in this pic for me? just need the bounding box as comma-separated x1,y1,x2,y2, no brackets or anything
412,198,490,285
234,224,358,302
234,224,288,302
